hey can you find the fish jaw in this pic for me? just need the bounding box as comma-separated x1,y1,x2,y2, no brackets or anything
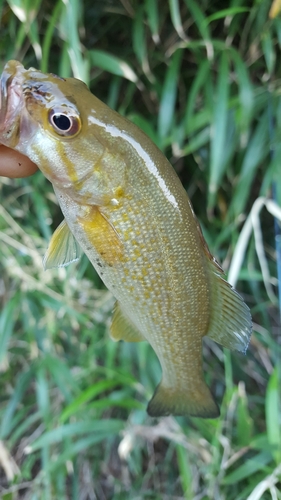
0,61,25,147
0,60,37,151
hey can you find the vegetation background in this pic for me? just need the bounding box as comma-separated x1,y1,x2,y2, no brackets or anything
0,0,280,498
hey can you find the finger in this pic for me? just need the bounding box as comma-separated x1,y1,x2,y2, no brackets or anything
0,145,38,178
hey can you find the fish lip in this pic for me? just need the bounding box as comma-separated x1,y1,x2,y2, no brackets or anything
0,61,25,146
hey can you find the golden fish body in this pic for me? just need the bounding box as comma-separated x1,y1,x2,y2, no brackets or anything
0,61,252,418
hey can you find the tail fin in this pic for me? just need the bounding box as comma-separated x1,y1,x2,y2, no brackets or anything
147,379,219,418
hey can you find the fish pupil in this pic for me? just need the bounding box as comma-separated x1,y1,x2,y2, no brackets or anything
52,114,71,131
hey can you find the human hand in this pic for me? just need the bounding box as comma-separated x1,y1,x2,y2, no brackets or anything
0,145,38,178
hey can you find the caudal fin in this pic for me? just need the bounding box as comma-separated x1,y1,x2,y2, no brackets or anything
147,380,219,418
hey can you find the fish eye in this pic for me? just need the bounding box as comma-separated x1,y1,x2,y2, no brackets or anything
48,108,81,137
52,114,71,131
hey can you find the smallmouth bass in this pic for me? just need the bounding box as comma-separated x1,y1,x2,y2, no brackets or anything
0,61,252,418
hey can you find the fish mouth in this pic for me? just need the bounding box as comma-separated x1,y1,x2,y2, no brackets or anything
0,60,25,147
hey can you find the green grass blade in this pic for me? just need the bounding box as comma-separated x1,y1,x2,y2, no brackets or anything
169,0,186,39
236,383,254,446
222,451,273,485
230,109,269,217
184,0,210,40
145,0,159,43
41,0,63,73
184,59,210,134
230,47,254,133
157,49,183,144
27,419,124,452
262,30,276,75
60,379,124,423
265,367,281,463
132,5,146,67
176,444,193,499
0,294,19,365
89,49,138,83
208,51,230,209
0,368,35,439
204,7,250,25
59,0,88,82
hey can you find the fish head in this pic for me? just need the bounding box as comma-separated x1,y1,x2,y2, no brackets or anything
0,60,126,205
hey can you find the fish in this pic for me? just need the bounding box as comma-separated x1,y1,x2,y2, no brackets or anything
0,60,252,418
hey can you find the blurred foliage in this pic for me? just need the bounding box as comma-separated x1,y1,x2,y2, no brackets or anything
0,0,280,499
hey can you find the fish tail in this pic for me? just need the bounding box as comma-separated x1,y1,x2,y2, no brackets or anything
147,379,219,418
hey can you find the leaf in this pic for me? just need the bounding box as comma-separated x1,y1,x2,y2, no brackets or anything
89,50,138,83
145,0,159,42
184,59,210,134
27,419,124,452
0,369,35,440
176,445,193,499
230,109,269,217
157,49,183,143
128,113,160,146
208,51,230,209
36,368,50,422
41,0,63,73
261,30,276,75
184,0,210,40
46,433,118,471
230,47,254,132
222,451,273,484
265,367,281,463
132,6,146,66
269,0,281,18
204,7,250,25
60,379,124,423
181,128,210,156
0,295,19,365
169,0,186,39
60,0,89,82
236,384,253,446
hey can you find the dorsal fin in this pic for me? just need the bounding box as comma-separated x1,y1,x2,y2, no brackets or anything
205,258,252,353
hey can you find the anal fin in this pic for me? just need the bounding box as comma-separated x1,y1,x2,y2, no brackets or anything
110,302,145,342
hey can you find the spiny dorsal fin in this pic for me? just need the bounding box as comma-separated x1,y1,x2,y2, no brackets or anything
206,258,252,353
110,302,145,342
43,219,82,270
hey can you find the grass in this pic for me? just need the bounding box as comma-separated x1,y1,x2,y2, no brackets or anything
0,0,280,498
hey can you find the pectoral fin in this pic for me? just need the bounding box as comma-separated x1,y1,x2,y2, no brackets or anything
110,302,145,342
206,259,252,353
77,207,123,266
43,219,82,270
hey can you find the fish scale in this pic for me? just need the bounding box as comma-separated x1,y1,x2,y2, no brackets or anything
55,161,213,405
0,60,252,417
